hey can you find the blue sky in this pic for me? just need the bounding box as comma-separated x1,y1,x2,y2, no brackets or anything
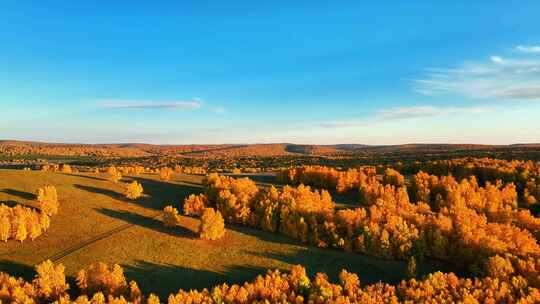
1,1,540,144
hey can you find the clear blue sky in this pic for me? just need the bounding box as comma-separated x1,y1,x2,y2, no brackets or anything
1,1,540,144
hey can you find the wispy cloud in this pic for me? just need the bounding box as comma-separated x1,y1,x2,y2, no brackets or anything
415,45,540,100
516,45,540,53
320,105,490,128
102,99,202,110
376,105,490,120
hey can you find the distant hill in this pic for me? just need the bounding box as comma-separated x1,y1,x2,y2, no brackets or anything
1,140,539,158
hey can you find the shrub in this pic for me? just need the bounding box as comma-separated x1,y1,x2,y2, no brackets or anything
162,205,181,227
183,194,208,216
159,167,173,181
199,208,225,240
124,181,143,200
37,186,59,216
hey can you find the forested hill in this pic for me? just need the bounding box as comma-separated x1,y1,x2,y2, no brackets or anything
1,140,539,158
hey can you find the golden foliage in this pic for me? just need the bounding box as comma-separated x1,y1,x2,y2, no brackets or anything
76,262,140,301
162,205,181,227
0,204,51,242
183,194,207,216
2,261,540,303
32,260,69,301
107,166,122,183
124,181,143,200
37,185,59,216
278,165,376,193
159,167,173,181
382,168,406,187
59,164,72,173
199,208,225,240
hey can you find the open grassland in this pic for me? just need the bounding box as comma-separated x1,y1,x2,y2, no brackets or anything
0,169,457,298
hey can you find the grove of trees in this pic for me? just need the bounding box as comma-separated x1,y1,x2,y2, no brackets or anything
0,185,58,242
2,260,540,303
171,171,540,287
0,204,51,242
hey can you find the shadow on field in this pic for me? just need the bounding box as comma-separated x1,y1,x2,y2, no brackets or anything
227,224,301,247
247,247,466,285
123,260,268,299
0,188,36,200
225,173,277,185
96,208,197,239
63,173,106,181
247,247,402,284
74,184,128,202
129,177,202,210
0,260,35,281
0,200,23,208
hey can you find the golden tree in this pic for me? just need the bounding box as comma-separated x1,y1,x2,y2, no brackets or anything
33,260,69,301
485,255,514,279
13,214,28,242
76,262,129,297
37,185,59,216
59,164,72,173
107,166,122,183
162,205,181,227
147,294,160,304
133,165,144,175
183,194,208,216
0,215,10,241
199,208,225,240
159,167,173,181
124,181,143,200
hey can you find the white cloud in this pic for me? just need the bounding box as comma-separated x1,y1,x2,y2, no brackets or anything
320,105,491,128
102,99,202,110
516,45,540,53
98,98,227,113
490,56,504,63
415,46,540,100
376,105,490,120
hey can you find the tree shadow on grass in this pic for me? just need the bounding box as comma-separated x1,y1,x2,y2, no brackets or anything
0,260,35,281
63,173,106,182
95,208,197,239
0,199,40,210
122,260,268,299
127,176,202,210
74,184,128,202
246,247,467,285
225,173,277,185
226,224,301,247
0,188,36,200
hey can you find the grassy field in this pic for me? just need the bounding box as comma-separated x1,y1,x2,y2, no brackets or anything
0,169,459,298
